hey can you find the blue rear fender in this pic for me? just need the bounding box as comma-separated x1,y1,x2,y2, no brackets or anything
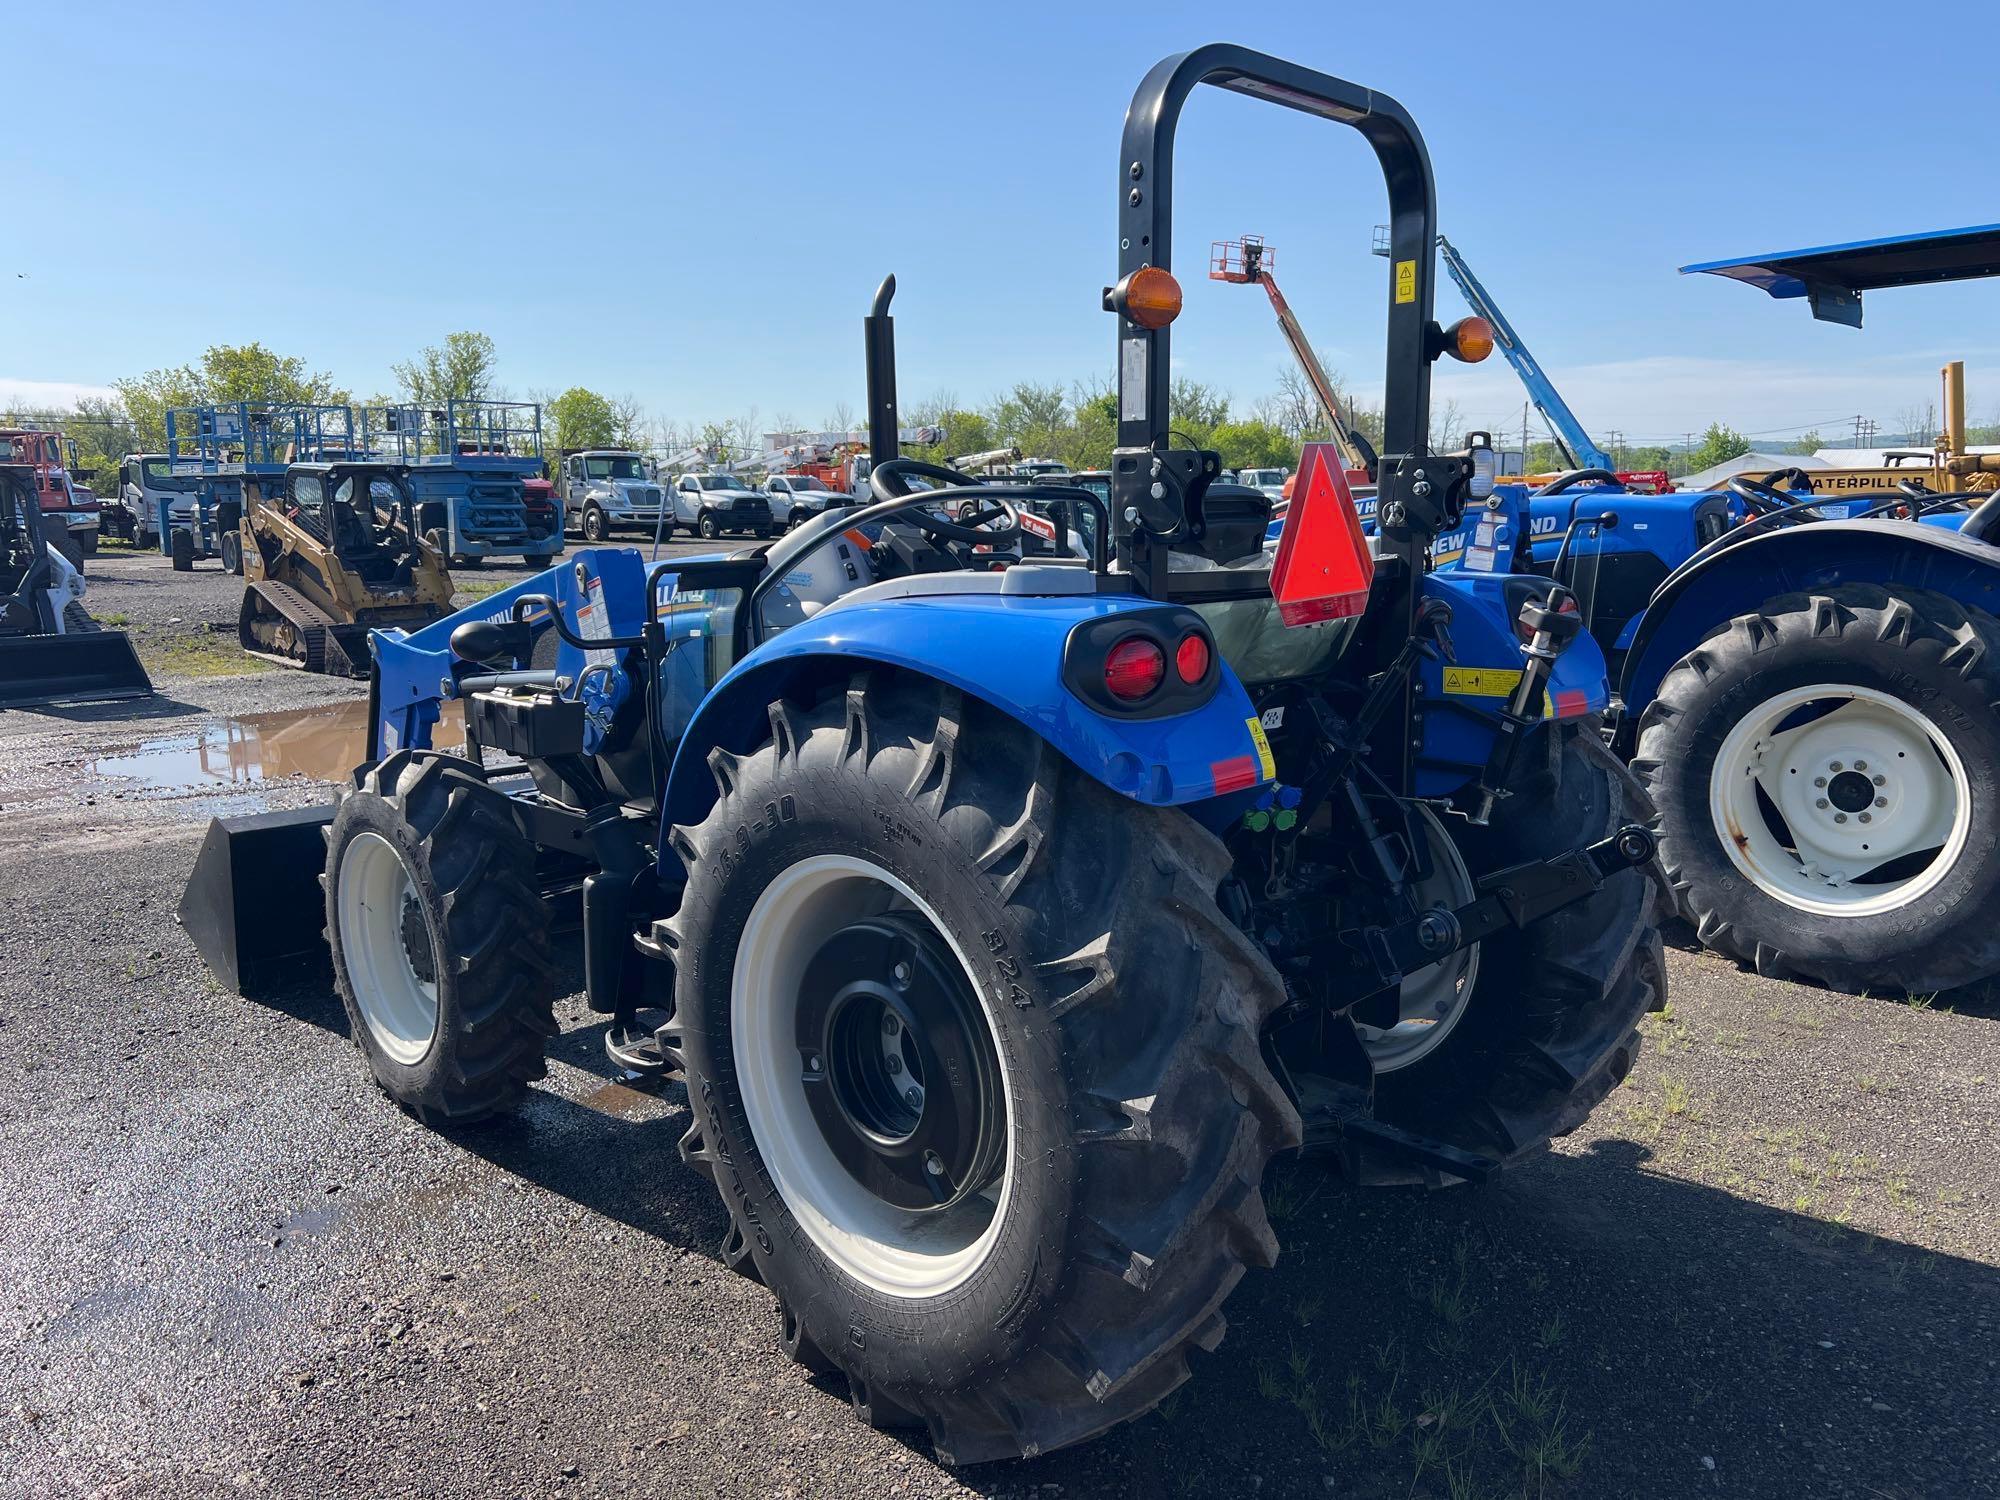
658,590,1276,848
1619,518,2000,713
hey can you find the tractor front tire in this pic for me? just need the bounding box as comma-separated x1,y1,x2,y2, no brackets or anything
1372,727,1667,1173
663,673,1299,1463
325,750,557,1123
1634,584,2000,995
169,529,194,572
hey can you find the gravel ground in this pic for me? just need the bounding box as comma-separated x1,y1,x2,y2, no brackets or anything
1,565,1995,1499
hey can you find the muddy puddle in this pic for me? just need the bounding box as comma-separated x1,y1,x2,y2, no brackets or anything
89,699,467,794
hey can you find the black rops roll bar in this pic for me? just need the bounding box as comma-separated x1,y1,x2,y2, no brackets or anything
1111,45,1442,600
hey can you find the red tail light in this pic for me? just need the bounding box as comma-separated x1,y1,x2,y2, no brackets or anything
1175,632,1211,684
1104,636,1166,701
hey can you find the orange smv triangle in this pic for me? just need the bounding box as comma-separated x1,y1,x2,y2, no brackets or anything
1269,442,1374,627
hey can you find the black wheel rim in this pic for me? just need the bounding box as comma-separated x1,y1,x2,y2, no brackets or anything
796,913,1005,1213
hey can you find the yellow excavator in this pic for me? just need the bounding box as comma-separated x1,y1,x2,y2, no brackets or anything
238,461,454,676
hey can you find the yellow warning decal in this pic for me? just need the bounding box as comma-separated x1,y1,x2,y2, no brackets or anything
1245,717,1278,780
1442,666,1521,697
1394,258,1417,305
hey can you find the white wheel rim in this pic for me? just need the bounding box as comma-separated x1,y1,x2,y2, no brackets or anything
732,855,1013,1299
1708,682,1970,916
336,831,442,1065
1352,808,1480,1072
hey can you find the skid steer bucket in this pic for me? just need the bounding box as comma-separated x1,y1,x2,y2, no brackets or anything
178,804,336,997
0,629,153,709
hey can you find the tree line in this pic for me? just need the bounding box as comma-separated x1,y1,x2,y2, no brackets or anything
15,332,1993,491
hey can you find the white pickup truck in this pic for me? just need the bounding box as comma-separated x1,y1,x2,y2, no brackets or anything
560,450,669,541
670,473,775,539
762,473,839,529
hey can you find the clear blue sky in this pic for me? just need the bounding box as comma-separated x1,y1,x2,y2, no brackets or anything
8,0,1998,449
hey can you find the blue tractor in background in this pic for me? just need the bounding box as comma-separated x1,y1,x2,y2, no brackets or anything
1444,225,2000,998
181,45,1665,1463
361,399,564,567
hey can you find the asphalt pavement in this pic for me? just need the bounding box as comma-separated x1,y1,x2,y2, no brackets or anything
1,550,1994,1499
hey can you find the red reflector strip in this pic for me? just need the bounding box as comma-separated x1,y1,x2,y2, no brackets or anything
1553,688,1591,720
1276,591,1370,627
1210,755,1260,794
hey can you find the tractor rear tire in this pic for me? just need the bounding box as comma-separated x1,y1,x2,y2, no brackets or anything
1372,727,1667,1173
1633,584,2000,995
325,750,557,1123
170,529,195,572
662,672,1299,1463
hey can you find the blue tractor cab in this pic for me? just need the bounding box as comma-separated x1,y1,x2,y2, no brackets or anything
361,400,562,566
182,45,1666,1465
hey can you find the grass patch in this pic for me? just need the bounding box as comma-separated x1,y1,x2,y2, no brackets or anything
451,579,508,601
135,628,273,679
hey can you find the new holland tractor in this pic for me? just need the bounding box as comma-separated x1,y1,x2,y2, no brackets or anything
1441,226,2000,998
181,46,1666,1463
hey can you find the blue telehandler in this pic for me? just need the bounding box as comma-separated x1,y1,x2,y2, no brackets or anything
179,45,1665,1462
1453,225,2000,997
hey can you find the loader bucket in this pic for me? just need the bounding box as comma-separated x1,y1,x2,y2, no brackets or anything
178,804,336,997
0,629,154,709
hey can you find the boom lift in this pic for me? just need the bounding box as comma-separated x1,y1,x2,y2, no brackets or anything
1209,236,1377,480
1431,234,1670,492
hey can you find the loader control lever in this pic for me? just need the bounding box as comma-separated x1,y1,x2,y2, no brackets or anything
1468,588,1583,825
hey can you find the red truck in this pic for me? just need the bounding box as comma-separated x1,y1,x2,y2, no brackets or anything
1,427,101,568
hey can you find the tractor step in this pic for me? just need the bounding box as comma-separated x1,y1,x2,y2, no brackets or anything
603,1011,676,1085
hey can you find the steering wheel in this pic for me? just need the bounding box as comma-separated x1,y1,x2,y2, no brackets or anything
1727,472,1822,521
1533,468,1620,496
1763,466,1818,494
869,458,1028,547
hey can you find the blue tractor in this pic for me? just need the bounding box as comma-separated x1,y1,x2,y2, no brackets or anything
1445,225,2000,997
180,45,1665,1462
361,400,563,567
